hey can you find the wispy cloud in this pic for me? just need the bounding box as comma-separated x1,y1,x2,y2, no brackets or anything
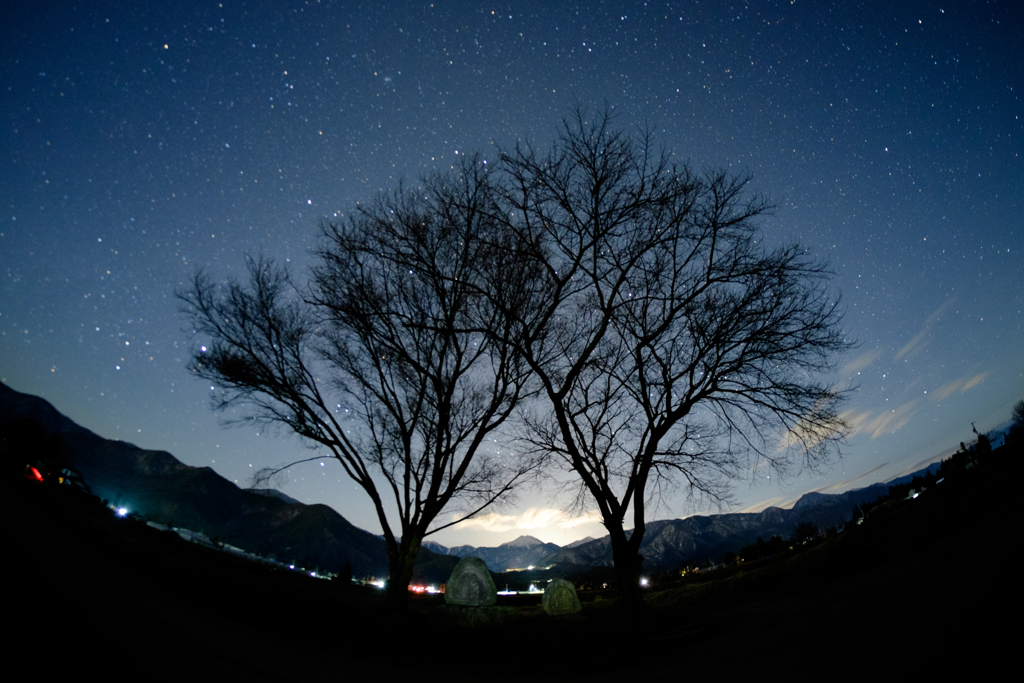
450,507,603,533
962,373,987,391
839,408,874,434
843,400,918,439
841,370,987,443
842,349,883,376
819,463,890,493
894,328,929,362
776,397,847,451
932,372,988,401
735,496,790,513
895,298,955,361
867,400,917,438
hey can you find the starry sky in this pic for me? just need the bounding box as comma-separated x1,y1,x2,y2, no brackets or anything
3,0,1021,548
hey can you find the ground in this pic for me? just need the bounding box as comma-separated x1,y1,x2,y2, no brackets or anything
9,441,1016,680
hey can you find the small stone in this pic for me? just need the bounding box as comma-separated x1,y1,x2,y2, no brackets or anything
542,578,581,615
445,556,496,606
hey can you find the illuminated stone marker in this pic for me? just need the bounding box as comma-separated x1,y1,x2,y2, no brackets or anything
542,578,581,615
445,556,497,606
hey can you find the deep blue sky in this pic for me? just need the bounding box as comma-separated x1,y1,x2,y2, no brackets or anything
3,1,1021,547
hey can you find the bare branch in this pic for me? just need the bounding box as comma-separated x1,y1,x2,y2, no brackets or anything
479,105,852,603
178,156,540,611
248,455,331,492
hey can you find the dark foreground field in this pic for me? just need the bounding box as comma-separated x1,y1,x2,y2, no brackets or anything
9,444,1017,680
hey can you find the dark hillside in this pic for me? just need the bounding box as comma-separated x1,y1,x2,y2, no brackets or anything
642,440,1018,674
0,383,391,576
8,436,1016,679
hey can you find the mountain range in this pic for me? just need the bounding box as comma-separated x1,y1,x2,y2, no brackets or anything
422,479,897,573
1,383,393,577
3,383,914,578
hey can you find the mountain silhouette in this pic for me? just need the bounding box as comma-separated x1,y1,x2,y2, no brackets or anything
3,382,898,577
1,383,389,576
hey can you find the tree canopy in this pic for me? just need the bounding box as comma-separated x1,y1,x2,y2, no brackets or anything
181,107,851,609
179,156,536,610
480,108,851,604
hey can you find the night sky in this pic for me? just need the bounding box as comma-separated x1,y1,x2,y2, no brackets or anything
3,1,1021,548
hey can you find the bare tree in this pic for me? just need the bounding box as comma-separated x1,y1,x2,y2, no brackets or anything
179,157,536,611
1010,400,1024,445
484,108,851,606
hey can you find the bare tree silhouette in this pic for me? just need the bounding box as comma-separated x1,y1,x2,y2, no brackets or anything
483,107,852,605
180,157,538,611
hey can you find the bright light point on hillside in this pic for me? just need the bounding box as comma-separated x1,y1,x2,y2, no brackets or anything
640,577,649,587
117,507,128,517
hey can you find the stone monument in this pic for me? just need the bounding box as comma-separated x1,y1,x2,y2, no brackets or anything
542,578,581,615
444,556,497,606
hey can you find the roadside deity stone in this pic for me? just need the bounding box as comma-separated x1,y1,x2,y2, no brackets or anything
445,556,496,606
542,578,581,615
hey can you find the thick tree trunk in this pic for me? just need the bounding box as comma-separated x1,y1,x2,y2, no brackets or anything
384,532,423,612
607,525,645,608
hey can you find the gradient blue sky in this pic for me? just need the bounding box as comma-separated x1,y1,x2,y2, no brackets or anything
3,0,1021,547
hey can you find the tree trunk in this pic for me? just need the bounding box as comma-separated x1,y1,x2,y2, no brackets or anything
384,532,423,612
607,525,645,609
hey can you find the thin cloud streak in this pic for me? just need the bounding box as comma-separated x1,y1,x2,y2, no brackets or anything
867,400,917,438
932,372,988,401
842,369,988,443
839,401,918,440
450,507,603,533
819,463,891,494
894,298,956,361
733,496,789,514
842,349,883,376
